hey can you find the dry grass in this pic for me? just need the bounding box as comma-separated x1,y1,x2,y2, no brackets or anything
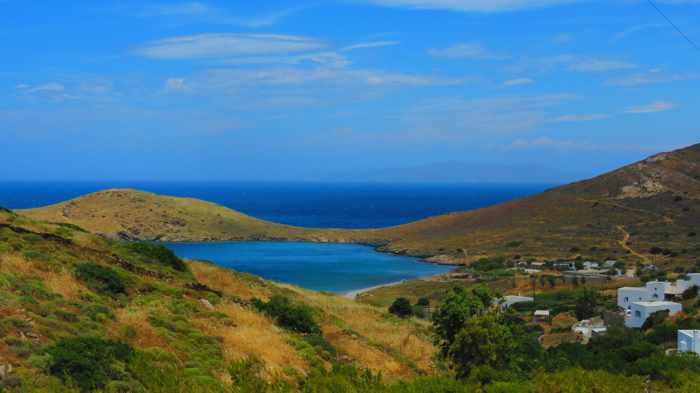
0,253,84,300
108,306,172,350
190,261,270,300
279,285,438,375
322,323,410,378
192,303,308,377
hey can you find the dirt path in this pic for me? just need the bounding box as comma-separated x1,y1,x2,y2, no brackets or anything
617,225,650,264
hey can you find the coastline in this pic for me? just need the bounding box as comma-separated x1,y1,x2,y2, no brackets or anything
343,280,407,300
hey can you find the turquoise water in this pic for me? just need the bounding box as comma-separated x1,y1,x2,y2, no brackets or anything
164,241,452,293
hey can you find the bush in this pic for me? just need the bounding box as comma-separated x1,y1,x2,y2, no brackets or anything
74,263,126,296
123,242,188,272
389,298,413,318
252,295,320,334
47,337,134,392
471,257,508,272
682,285,699,300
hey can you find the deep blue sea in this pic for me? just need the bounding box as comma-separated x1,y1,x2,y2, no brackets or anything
0,182,549,292
0,182,549,229
164,241,453,293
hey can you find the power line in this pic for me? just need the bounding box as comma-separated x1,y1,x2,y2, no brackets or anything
646,0,700,53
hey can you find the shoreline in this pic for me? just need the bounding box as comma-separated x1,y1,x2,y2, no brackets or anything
343,280,407,300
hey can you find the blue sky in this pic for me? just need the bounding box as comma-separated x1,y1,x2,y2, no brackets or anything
2,0,699,183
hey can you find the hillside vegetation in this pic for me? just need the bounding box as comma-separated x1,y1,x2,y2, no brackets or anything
23,143,700,269
0,209,438,392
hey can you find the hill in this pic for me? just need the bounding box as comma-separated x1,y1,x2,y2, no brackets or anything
22,143,700,268
373,143,700,267
20,189,367,244
0,209,437,391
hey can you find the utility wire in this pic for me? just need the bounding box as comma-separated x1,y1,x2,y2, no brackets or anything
646,0,700,53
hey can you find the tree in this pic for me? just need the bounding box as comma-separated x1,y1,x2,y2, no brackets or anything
642,310,669,331
446,314,514,378
682,285,699,300
389,298,413,318
575,288,599,320
432,288,487,354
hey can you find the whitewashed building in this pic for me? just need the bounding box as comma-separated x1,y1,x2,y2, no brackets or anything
618,287,653,310
496,295,534,310
678,330,700,355
625,301,682,328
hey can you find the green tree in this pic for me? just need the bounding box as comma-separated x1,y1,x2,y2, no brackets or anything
446,314,515,378
432,288,487,354
389,298,413,318
575,288,599,320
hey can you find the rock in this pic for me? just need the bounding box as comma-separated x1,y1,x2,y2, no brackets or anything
0,364,13,380
200,298,215,311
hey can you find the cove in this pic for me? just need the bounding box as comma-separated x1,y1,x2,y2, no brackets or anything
164,241,452,294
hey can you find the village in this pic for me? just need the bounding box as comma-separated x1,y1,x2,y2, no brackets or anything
493,259,700,355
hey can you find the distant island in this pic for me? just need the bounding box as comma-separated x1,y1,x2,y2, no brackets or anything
22,143,700,270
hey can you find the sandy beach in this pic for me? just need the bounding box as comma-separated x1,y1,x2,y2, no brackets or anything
343,280,407,300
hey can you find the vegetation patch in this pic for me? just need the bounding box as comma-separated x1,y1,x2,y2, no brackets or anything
252,295,320,335
74,263,127,296
46,337,134,392
121,242,188,272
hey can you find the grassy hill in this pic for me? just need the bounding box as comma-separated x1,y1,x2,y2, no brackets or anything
372,143,700,268
20,189,369,244
22,143,700,269
0,209,437,392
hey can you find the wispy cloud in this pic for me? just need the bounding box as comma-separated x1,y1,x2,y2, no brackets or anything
503,78,535,87
512,54,637,74
607,69,699,87
362,0,581,12
613,24,665,41
18,82,65,94
624,101,676,114
549,114,610,123
567,58,636,73
137,34,326,60
341,41,400,52
428,43,508,60
139,2,307,28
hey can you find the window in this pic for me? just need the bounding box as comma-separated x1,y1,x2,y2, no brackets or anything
635,311,641,318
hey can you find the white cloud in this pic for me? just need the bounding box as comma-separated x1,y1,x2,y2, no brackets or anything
624,101,676,114
549,114,610,123
137,33,326,60
19,82,65,93
428,43,508,60
607,69,699,87
220,52,351,69
567,58,636,73
613,24,665,41
165,78,187,91
139,2,306,28
503,78,535,86
362,0,582,12
341,41,400,52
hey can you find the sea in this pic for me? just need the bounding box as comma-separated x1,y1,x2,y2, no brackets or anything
0,182,550,293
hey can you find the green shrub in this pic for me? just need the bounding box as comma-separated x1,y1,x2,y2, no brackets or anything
470,257,508,272
123,242,188,272
252,295,320,334
388,298,413,318
74,263,126,296
47,337,134,392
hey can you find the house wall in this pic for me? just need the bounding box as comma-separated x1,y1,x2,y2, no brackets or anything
645,282,667,300
617,288,650,310
678,331,700,354
625,302,682,328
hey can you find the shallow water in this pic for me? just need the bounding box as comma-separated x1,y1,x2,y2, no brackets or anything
164,241,452,293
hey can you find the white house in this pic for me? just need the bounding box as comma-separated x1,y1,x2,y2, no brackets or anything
678,330,700,355
617,287,652,310
534,310,550,323
625,301,682,328
583,261,600,270
497,295,534,310
572,317,607,344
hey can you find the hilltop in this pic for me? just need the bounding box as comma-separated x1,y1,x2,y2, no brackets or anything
0,209,438,391
22,143,700,268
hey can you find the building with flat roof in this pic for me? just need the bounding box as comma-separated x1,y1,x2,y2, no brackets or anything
625,301,682,328
678,330,700,355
